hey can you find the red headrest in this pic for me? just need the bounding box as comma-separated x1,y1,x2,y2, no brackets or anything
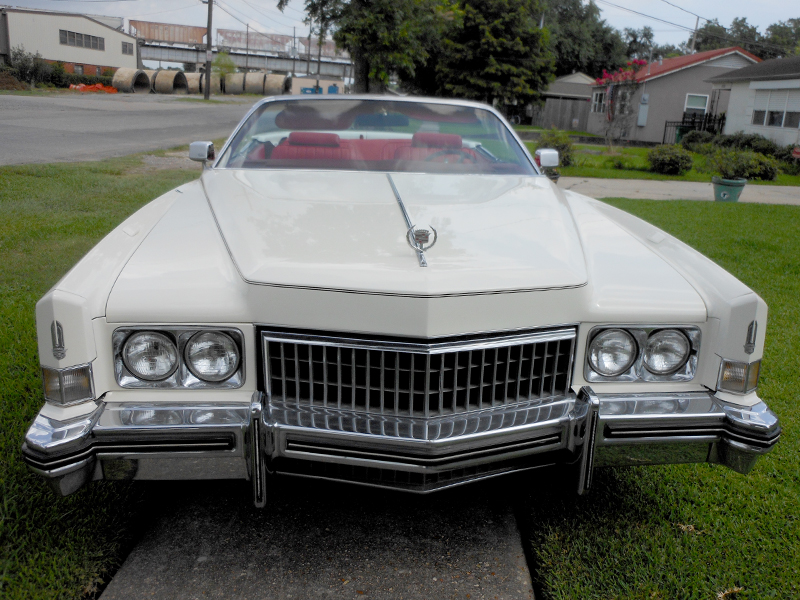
411,132,462,148
287,132,341,147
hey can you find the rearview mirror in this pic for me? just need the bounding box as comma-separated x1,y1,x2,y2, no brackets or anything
189,141,215,163
535,148,559,168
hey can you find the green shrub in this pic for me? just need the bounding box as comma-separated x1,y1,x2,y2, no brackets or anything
773,145,796,163
63,73,113,87
708,149,779,181
713,132,780,158
680,130,714,151
647,145,693,175
535,128,574,167
692,142,716,156
780,158,800,176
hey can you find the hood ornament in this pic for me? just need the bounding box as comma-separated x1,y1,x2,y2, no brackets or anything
407,226,438,253
744,320,757,355
51,321,66,360
386,174,435,268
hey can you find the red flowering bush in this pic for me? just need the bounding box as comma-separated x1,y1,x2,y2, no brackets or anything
595,59,647,86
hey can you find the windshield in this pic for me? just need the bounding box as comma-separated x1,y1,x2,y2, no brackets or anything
217,99,535,175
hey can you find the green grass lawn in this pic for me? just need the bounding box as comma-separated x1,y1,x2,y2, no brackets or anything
519,199,800,599
2,156,799,599
525,142,800,187
515,125,601,137
0,156,201,599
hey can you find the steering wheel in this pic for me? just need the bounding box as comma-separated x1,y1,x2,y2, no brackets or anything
424,149,478,164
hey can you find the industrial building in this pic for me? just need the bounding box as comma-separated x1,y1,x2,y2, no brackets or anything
0,6,138,75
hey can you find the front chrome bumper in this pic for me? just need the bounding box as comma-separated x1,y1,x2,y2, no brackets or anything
22,387,780,503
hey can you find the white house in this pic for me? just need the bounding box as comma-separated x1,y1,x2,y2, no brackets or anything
0,6,137,75
708,55,800,146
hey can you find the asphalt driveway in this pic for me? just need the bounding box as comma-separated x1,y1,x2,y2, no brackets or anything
0,93,253,165
99,478,535,600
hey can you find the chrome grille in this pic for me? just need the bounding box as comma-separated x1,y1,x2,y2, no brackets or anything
262,327,576,418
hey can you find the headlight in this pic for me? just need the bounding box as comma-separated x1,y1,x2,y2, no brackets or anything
588,329,637,376
642,330,690,375
122,331,179,381
185,331,240,382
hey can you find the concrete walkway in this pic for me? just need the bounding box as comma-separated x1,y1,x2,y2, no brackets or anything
100,478,534,600
559,177,800,205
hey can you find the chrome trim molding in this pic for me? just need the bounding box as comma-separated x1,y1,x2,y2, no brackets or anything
387,173,428,267
23,388,780,501
576,386,600,495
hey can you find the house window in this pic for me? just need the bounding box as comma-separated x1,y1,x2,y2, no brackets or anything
752,90,769,125
59,30,105,52
122,41,134,55
74,65,84,75
786,90,800,128
753,89,800,129
591,91,606,113
685,94,708,116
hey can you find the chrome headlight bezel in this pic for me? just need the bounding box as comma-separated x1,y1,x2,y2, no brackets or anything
113,327,245,389
584,325,701,382
184,330,241,383
121,331,179,382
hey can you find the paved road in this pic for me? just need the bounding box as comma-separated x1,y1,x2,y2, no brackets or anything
560,176,800,205
0,93,254,165
100,478,534,600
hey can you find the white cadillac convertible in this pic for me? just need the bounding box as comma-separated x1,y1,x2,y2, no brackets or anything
23,96,779,505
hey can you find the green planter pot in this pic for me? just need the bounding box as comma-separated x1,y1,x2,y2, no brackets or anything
712,176,747,202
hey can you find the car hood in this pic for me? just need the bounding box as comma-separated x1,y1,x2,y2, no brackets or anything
201,170,588,296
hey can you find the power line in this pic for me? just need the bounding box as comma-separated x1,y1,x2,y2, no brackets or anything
650,0,711,24
128,2,199,18
233,0,302,28
215,0,294,45
595,0,792,54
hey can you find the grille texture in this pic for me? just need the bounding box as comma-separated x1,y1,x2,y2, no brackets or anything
264,330,575,418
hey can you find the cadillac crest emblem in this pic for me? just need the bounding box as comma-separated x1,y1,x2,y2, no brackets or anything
406,225,437,252
744,320,757,355
51,320,66,360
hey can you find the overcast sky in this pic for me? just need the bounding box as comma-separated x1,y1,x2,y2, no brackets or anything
5,0,797,49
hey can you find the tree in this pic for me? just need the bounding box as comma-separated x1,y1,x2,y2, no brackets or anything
728,17,760,55
280,0,455,93
10,46,51,86
212,51,237,76
763,19,800,58
594,59,645,147
690,19,729,52
419,0,554,105
540,0,627,78
651,43,684,58
624,26,654,59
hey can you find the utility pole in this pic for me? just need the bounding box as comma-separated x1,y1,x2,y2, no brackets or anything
306,18,312,75
204,0,213,100
292,26,296,76
690,16,699,53
245,23,249,71
315,32,323,92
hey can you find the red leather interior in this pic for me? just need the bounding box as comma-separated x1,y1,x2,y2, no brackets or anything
268,132,478,163
411,132,462,148
287,132,342,147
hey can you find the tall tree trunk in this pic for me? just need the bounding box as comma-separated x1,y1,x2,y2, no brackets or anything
352,46,370,93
